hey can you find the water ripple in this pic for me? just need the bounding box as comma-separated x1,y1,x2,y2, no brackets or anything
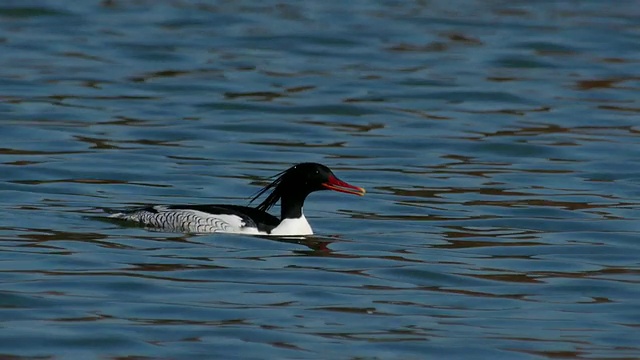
1,0,639,359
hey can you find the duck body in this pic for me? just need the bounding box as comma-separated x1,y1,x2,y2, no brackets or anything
110,204,280,234
108,163,364,236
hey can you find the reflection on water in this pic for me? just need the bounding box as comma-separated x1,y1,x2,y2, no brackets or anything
1,0,639,359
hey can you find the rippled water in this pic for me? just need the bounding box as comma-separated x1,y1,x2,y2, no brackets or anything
1,1,639,359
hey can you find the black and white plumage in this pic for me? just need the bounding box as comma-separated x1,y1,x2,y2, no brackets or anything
108,163,365,236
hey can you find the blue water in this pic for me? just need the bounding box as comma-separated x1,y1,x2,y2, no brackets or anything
1,1,639,359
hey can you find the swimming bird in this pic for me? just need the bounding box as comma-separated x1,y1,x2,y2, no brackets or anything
108,162,365,235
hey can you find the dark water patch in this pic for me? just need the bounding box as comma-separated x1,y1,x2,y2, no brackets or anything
0,6,70,18
198,102,383,116
1,0,639,359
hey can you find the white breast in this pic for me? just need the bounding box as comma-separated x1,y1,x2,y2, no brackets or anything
269,213,313,236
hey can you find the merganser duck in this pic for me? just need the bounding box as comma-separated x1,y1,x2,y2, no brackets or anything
108,162,365,236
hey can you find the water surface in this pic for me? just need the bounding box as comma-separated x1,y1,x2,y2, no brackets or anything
1,1,639,359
